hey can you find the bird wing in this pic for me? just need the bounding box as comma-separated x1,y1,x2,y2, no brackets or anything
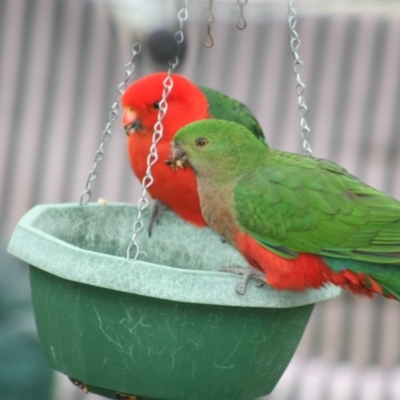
199,85,266,145
234,152,400,264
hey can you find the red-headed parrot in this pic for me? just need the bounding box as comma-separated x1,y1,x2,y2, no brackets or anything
122,72,266,234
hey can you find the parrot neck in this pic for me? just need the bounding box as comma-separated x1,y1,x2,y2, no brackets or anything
197,179,239,244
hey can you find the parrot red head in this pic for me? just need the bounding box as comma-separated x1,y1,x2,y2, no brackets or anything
121,72,209,139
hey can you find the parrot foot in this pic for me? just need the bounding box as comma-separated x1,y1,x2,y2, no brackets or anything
148,200,169,237
220,266,266,295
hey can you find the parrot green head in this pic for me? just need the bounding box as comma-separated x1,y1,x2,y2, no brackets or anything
169,119,266,180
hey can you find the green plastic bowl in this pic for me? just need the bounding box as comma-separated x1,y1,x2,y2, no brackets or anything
8,203,340,400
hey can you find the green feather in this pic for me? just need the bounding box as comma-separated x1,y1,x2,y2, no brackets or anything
173,120,400,268
199,86,266,145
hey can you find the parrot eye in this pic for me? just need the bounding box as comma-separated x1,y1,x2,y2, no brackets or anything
153,102,160,110
195,138,208,147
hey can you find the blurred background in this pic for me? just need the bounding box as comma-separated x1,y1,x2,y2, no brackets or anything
1,0,400,399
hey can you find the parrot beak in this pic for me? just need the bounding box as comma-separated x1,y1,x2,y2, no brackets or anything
168,143,189,170
123,108,143,136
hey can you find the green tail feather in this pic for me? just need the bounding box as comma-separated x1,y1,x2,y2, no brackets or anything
325,256,400,300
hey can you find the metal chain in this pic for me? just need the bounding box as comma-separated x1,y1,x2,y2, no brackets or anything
236,0,248,30
287,0,313,157
127,0,188,260
204,0,215,48
80,42,142,204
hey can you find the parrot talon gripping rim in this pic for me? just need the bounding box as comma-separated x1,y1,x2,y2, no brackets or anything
219,266,267,295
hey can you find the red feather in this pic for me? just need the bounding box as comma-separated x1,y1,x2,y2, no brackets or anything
122,73,210,227
236,232,387,297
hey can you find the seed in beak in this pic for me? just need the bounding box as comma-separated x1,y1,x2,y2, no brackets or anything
124,119,144,136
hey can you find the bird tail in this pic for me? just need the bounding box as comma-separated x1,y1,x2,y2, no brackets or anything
372,279,400,300
325,257,400,301
332,271,398,300
359,264,400,300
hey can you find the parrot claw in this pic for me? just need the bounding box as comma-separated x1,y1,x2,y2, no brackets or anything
219,266,266,295
148,200,169,237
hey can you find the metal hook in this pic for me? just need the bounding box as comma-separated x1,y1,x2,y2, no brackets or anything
236,0,248,30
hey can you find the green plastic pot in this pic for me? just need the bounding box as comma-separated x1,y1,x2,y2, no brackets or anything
8,203,340,400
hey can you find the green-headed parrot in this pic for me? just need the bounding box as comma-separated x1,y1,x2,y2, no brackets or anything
169,119,400,299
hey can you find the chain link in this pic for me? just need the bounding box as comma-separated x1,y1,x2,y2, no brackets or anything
236,0,248,30
204,0,215,48
127,0,188,260
287,0,313,157
80,42,142,204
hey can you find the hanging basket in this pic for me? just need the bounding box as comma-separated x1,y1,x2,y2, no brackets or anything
8,203,340,400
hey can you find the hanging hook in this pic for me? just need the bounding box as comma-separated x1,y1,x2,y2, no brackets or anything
204,0,215,47
236,0,247,30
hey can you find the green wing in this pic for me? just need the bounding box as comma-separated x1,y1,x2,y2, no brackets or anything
234,151,400,264
199,85,266,145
